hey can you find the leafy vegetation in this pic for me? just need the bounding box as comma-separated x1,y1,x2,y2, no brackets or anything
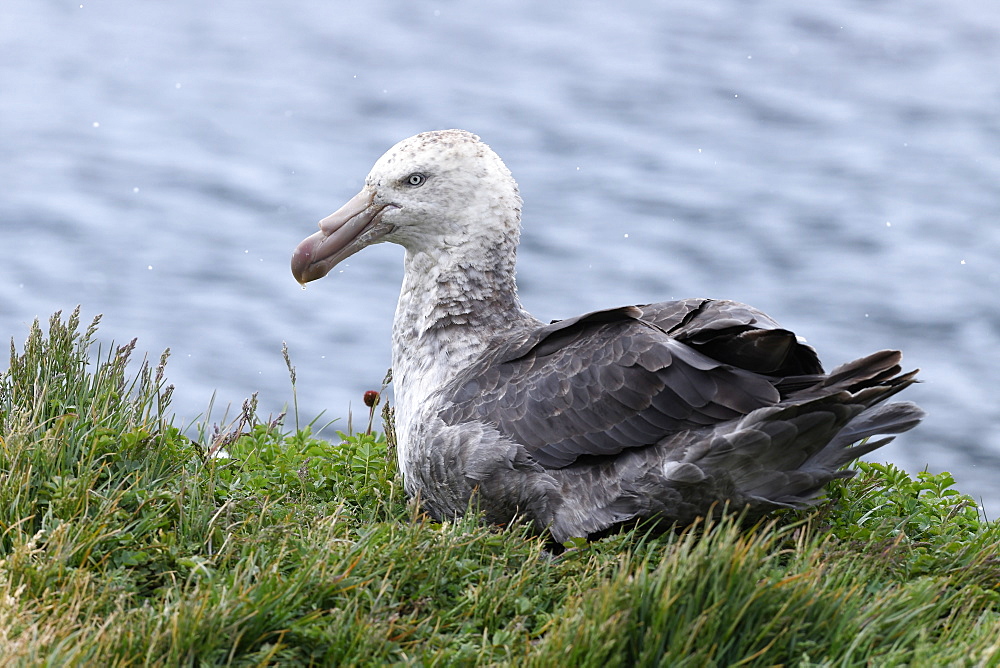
1,309,998,666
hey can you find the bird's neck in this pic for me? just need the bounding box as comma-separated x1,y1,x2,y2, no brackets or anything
390,240,532,445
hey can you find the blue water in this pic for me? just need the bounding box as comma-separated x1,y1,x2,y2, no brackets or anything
3,0,999,512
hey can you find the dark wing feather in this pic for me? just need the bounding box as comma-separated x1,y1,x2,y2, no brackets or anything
441,301,786,469
639,298,824,376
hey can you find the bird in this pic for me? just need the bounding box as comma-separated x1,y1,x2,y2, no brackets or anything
291,129,924,543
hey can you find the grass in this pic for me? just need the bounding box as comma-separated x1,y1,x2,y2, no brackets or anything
1,308,998,666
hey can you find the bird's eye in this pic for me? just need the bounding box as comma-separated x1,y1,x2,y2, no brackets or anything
405,173,426,187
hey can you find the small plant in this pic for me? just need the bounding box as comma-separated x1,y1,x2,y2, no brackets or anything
819,461,1000,591
363,390,380,436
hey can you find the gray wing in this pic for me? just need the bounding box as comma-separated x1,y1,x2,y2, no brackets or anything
440,299,813,469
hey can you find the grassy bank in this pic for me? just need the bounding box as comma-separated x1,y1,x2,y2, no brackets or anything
1,309,999,666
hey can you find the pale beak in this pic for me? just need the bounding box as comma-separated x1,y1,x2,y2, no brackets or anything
290,189,396,284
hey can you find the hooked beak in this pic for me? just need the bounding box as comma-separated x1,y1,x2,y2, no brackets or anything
290,189,396,284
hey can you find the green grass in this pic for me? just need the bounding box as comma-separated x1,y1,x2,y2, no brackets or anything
1,309,998,666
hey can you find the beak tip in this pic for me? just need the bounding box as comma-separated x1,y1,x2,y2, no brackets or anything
291,189,379,285
290,243,316,284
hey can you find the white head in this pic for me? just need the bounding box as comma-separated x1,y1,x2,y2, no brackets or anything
291,129,522,284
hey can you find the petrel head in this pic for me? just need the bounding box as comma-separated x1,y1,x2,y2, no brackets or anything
291,129,521,284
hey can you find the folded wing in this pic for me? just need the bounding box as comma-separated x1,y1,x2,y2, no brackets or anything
441,299,821,468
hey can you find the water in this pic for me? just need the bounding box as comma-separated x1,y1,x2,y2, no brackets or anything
3,0,999,512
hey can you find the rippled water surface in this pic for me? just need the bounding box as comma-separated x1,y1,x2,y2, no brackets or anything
3,0,999,510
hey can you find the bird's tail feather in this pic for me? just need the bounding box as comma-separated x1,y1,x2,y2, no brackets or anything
702,351,923,509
